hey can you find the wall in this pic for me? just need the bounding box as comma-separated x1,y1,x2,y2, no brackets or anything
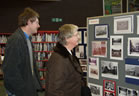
0,0,103,33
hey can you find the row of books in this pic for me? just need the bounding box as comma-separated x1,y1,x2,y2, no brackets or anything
35,52,52,61
36,61,46,69
0,36,8,43
33,43,56,51
0,47,5,55
32,33,58,42
0,33,58,43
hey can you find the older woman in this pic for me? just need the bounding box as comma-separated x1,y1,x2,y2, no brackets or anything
45,24,83,96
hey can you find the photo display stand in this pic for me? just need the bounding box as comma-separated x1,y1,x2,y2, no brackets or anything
87,12,139,96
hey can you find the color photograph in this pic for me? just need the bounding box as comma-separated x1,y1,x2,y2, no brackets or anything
92,41,107,57
88,57,99,79
103,80,116,92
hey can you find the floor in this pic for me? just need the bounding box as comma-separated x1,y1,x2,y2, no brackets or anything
0,80,7,96
0,80,45,96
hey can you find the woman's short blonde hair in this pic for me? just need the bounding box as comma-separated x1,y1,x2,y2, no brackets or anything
58,24,78,45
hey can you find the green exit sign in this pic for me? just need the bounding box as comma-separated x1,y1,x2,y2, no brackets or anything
52,18,63,22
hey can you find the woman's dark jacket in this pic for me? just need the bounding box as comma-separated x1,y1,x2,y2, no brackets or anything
45,43,83,96
2,28,42,96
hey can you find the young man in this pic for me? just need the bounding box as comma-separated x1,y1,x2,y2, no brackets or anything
45,24,83,96
2,7,42,96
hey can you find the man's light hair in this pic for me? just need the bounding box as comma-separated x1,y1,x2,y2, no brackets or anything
58,24,78,45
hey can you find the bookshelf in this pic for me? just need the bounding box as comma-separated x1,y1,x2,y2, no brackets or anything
0,31,59,88
32,30,58,88
0,33,11,79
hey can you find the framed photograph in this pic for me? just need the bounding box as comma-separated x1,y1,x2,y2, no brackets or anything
118,86,139,96
137,16,139,34
125,58,139,85
92,41,107,57
88,83,103,96
81,66,87,72
101,60,118,79
94,24,109,39
103,80,116,92
79,59,87,66
128,37,139,56
104,91,115,96
75,45,86,59
103,80,116,96
110,36,123,60
114,15,134,34
84,30,87,44
103,0,122,15
78,27,87,44
78,31,82,44
127,0,139,12
88,57,99,79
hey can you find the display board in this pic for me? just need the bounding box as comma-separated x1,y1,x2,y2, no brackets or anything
87,12,139,96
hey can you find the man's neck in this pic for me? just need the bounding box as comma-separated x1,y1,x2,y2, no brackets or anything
21,26,31,36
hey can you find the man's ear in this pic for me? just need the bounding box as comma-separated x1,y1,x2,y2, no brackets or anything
27,19,31,25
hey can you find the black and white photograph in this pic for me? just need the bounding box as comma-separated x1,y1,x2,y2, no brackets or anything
88,83,102,96
125,58,139,85
88,57,99,79
94,24,109,39
114,15,134,34
101,60,118,79
79,59,87,66
118,86,127,96
81,66,87,72
84,30,87,43
128,37,139,56
104,91,115,96
78,31,82,44
127,89,139,96
118,86,139,96
137,16,139,34
126,64,139,78
110,36,123,60
75,45,85,58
